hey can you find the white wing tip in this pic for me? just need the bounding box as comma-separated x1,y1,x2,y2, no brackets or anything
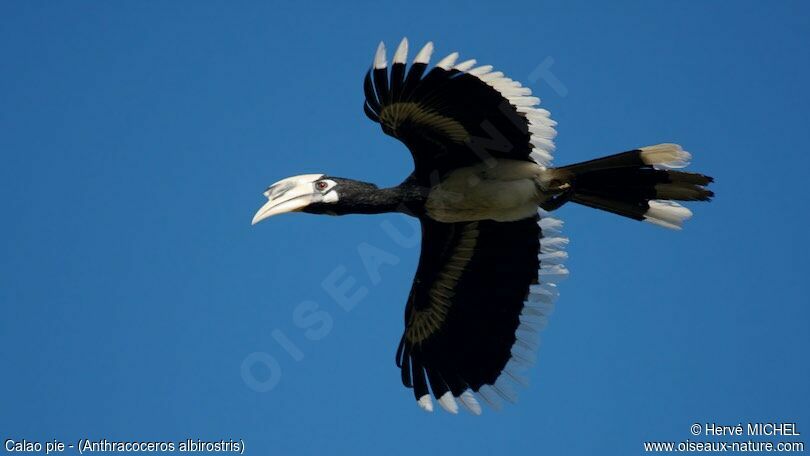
437,392,459,414
454,59,476,72
436,51,459,69
393,37,409,64
468,65,493,76
417,394,434,412
459,391,482,415
374,41,387,69
413,41,434,64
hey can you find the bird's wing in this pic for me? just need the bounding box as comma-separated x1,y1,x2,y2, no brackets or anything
396,211,568,414
363,39,557,182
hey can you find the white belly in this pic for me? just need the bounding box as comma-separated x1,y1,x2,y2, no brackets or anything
425,160,545,223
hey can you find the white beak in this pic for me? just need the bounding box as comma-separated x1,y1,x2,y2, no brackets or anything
251,174,324,225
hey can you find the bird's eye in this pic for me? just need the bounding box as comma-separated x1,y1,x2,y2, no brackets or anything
316,181,329,191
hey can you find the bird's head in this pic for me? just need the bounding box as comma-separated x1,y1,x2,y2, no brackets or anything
251,173,345,224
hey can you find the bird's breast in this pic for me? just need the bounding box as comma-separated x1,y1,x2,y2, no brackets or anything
424,160,548,223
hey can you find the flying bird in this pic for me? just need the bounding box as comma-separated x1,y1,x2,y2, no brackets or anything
252,39,713,414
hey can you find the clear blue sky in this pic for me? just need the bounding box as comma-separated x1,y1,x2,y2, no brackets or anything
1,1,808,455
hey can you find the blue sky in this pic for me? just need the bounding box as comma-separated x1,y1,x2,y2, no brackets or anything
1,1,808,454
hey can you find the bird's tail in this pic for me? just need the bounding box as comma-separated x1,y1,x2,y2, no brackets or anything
545,144,714,229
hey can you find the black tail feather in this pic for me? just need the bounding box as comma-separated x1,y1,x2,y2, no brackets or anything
554,144,713,228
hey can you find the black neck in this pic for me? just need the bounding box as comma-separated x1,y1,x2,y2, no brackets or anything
308,176,428,216
341,182,427,216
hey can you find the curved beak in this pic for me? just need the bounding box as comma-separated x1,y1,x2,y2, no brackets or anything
251,174,324,225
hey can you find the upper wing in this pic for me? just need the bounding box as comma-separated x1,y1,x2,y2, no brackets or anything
396,211,569,414
363,39,557,182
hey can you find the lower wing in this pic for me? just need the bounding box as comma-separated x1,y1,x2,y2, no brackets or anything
396,211,568,414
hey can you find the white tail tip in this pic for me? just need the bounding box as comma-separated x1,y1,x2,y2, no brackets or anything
640,143,692,169
644,200,693,230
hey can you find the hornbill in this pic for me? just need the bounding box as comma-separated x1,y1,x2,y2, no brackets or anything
251,39,713,414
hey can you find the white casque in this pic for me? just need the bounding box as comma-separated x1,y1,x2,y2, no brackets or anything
251,174,338,225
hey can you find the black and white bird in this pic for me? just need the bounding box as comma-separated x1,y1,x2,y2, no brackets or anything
252,39,713,414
